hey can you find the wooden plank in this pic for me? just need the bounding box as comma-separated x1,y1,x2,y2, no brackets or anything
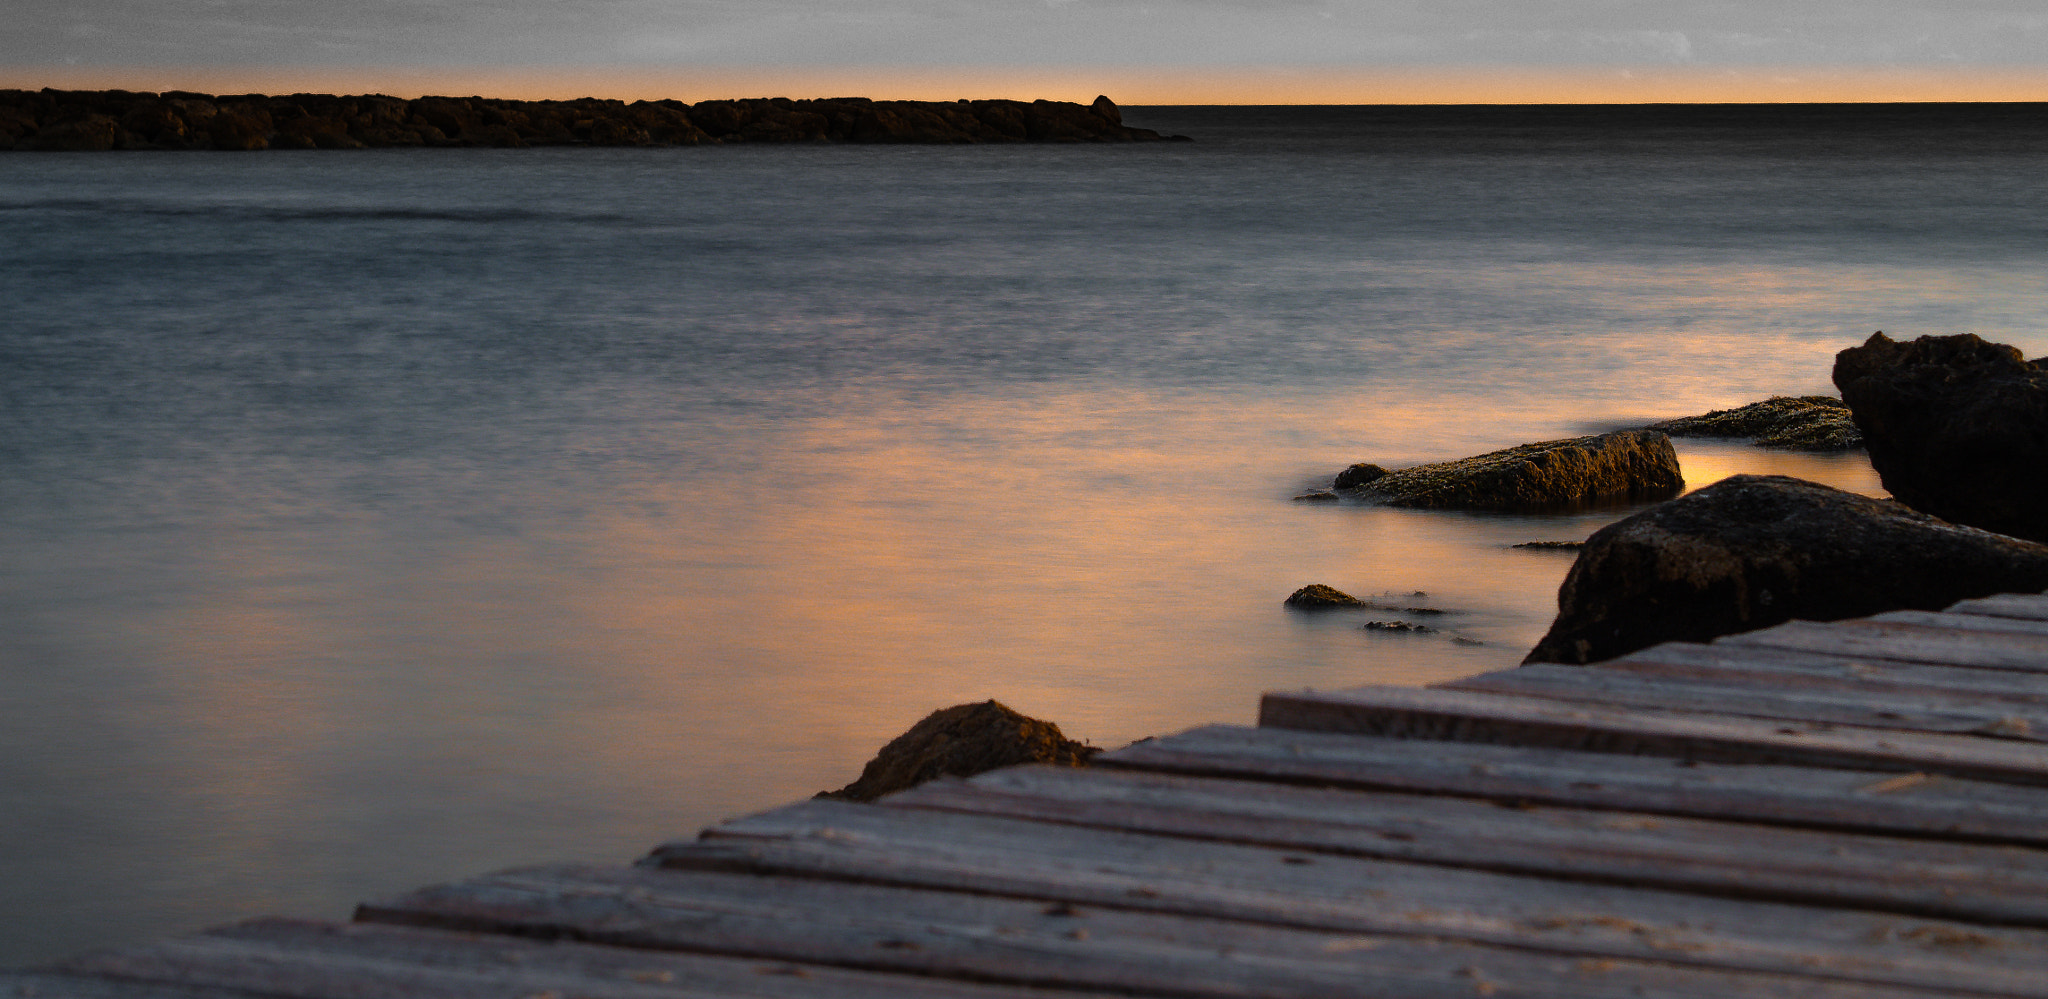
0,973,263,998
1101,724,2048,846
1601,641,2048,708
1950,593,2048,622
1719,620,2048,673
357,863,1955,999
883,765,2048,926
1869,609,2048,637
1442,664,2048,742
56,917,1075,999
1259,685,2048,785
652,799,2048,997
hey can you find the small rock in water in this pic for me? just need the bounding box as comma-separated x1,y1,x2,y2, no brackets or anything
1364,621,1435,633
1333,463,1389,489
1513,541,1585,550
1293,490,1340,502
819,700,1095,802
1285,583,1364,608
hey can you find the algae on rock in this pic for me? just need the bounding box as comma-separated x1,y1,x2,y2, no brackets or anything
819,700,1095,803
1646,395,1861,451
1347,430,1682,512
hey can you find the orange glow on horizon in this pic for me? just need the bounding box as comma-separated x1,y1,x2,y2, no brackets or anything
4,64,2047,105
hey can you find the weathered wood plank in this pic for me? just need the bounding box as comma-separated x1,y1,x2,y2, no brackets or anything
1950,593,2048,622
56,917,1074,999
1720,620,2048,673
0,973,263,998
1259,685,2048,784
1602,641,2048,708
1101,724,2048,845
652,798,2048,997
358,863,1953,999
1443,663,2048,741
1869,609,2048,637
883,764,2048,926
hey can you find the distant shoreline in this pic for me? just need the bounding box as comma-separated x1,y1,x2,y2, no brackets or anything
0,89,1190,151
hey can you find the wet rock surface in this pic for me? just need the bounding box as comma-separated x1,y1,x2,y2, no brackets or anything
1346,430,1683,512
1525,474,2048,665
1834,332,2048,544
1284,583,1365,608
819,700,1097,803
1,89,1188,150
1646,395,1862,450
1332,463,1389,489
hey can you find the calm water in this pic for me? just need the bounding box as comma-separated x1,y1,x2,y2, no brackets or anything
5,104,2047,965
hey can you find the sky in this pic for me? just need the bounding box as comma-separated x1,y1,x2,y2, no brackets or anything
4,0,2048,104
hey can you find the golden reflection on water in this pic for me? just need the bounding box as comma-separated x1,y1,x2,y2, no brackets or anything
511,375,1892,851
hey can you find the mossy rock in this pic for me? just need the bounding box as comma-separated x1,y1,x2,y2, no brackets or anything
1647,395,1861,451
819,700,1095,802
1353,430,1682,512
1284,583,1364,608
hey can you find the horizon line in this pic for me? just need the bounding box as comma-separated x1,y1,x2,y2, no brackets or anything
7,64,2048,106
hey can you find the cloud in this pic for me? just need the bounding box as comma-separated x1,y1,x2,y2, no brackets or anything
7,0,2048,70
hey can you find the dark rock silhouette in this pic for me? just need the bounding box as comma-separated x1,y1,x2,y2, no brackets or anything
1525,474,2048,665
1284,583,1364,608
1346,430,1682,511
0,89,1189,150
1834,332,2048,544
1646,395,1861,450
1332,462,1388,489
819,700,1096,803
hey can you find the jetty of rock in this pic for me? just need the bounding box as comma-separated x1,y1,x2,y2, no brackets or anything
0,89,1187,150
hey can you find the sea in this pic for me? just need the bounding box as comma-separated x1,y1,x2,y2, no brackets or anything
5,103,2047,966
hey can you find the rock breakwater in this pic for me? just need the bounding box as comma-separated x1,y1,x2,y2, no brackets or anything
0,89,1188,151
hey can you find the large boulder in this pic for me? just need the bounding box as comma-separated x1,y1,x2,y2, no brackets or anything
818,700,1096,802
1526,474,2048,665
1833,332,2048,544
1646,395,1861,450
1349,430,1682,511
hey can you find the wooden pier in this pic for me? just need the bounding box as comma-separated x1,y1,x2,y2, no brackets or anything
15,592,2048,998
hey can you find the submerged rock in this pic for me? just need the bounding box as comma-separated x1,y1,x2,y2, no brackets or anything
1646,395,1861,451
1348,430,1682,511
1284,583,1364,608
1292,490,1340,503
1525,474,2048,665
1364,621,1435,633
1834,332,2048,544
1513,541,1585,551
819,700,1096,802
